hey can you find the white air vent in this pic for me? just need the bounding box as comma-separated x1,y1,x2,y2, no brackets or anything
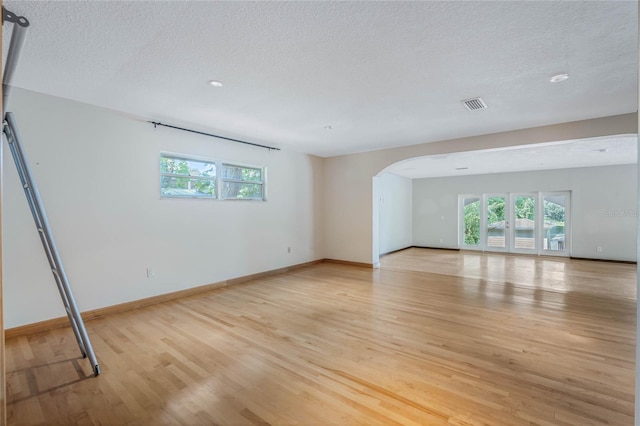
462,97,487,111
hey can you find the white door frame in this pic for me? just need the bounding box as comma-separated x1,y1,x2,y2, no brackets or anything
484,193,509,253
539,191,571,257
459,191,571,256
459,194,483,251
509,193,539,255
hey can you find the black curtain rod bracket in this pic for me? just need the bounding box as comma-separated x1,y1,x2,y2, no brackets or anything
150,121,280,152
3,7,30,27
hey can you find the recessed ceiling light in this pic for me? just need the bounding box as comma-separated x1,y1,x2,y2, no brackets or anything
324,125,333,130
550,73,569,83
208,80,223,87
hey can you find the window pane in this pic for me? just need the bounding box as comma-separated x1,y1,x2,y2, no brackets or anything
161,156,216,178
161,176,216,198
486,196,506,248
463,197,480,245
222,164,262,182
222,182,263,199
514,196,535,250
543,196,566,251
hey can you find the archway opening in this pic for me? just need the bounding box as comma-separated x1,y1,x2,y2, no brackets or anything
372,135,637,266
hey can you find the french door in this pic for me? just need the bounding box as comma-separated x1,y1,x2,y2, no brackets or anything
485,194,508,252
541,192,570,255
460,191,570,256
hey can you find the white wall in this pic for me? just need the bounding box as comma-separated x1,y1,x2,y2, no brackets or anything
3,89,324,328
324,113,637,264
376,173,412,255
412,165,638,261
4,89,637,328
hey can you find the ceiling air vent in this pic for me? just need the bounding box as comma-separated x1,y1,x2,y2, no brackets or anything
462,97,487,111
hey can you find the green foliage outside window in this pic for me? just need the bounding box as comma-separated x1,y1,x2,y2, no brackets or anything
160,155,265,200
464,200,480,245
464,196,565,246
514,197,535,220
487,197,506,224
160,156,216,198
544,200,565,223
222,164,264,199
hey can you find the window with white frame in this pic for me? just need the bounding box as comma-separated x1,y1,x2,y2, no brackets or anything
160,154,265,201
221,163,264,200
160,154,216,198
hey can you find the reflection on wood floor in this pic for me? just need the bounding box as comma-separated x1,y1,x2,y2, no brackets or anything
6,248,637,425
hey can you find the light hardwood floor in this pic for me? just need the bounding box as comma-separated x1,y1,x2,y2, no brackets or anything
6,248,637,425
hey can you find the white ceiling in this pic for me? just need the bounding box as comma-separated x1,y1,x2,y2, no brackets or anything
2,1,638,158
385,135,638,179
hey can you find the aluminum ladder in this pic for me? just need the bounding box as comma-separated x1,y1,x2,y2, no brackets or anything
2,7,100,376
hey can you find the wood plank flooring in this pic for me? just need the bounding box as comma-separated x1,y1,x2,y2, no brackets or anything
6,248,637,425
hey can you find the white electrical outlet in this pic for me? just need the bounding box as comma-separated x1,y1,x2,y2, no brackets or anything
146,267,155,278
596,246,603,253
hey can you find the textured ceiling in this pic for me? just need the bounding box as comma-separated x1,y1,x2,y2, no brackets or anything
385,135,638,179
2,1,638,157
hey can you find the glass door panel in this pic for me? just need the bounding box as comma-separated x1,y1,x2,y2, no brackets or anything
485,195,507,251
542,193,569,255
511,194,536,253
458,191,570,255
462,196,481,248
